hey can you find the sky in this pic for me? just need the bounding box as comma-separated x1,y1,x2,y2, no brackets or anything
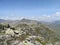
0,0,60,21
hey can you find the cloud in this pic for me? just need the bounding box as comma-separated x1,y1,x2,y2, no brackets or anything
39,12,60,22
0,12,60,22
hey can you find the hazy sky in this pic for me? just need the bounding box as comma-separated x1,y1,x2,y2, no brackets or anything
0,0,60,21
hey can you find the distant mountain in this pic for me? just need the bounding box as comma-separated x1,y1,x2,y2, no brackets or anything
42,20,60,36
48,20,60,30
0,18,60,32
0,18,42,26
19,18,41,24
54,20,60,25
0,19,6,23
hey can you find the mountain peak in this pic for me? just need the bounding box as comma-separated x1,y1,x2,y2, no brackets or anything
20,18,31,22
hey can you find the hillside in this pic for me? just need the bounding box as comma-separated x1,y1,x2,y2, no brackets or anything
49,20,60,30
0,19,60,45
45,20,60,36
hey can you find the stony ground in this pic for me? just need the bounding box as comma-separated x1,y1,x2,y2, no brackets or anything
0,23,60,45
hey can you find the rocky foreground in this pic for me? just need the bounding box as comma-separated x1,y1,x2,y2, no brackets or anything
0,20,60,45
